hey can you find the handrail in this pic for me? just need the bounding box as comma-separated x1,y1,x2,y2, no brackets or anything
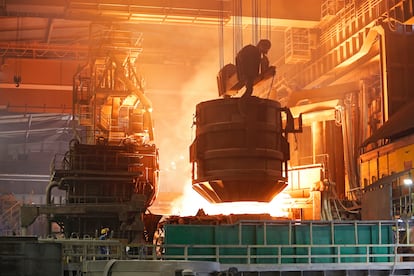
39,238,126,262
39,237,414,265
32,236,414,276
152,243,414,265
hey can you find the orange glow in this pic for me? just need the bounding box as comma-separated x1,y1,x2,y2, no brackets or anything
204,195,292,218
121,94,138,107
170,181,292,218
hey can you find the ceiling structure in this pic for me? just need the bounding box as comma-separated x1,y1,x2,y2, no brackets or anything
0,0,323,147
0,0,321,180
0,0,321,91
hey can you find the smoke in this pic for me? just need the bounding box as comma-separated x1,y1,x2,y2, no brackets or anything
149,49,219,214
169,180,210,216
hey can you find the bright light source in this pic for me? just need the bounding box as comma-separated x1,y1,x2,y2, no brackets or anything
122,94,138,106
404,178,413,185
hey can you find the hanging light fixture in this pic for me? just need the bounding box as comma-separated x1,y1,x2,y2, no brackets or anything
404,171,413,186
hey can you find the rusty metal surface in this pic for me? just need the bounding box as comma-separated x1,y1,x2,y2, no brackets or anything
361,176,393,220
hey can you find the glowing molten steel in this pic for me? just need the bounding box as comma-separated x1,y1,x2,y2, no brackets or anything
170,181,292,218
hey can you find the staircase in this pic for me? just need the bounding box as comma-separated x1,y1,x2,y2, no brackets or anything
0,194,21,236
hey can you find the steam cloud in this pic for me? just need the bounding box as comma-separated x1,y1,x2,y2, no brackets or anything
149,49,219,215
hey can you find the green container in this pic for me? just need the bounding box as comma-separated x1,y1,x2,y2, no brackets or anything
163,221,394,264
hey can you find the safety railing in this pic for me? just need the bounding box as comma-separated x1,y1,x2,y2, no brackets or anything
37,237,414,272
144,243,414,265
40,238,126,263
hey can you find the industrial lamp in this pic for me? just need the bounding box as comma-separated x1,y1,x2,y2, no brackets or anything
404,171,413,186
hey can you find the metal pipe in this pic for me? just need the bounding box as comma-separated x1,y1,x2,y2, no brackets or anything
45,180,59,234
103,259,118,276
46,181,59,205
